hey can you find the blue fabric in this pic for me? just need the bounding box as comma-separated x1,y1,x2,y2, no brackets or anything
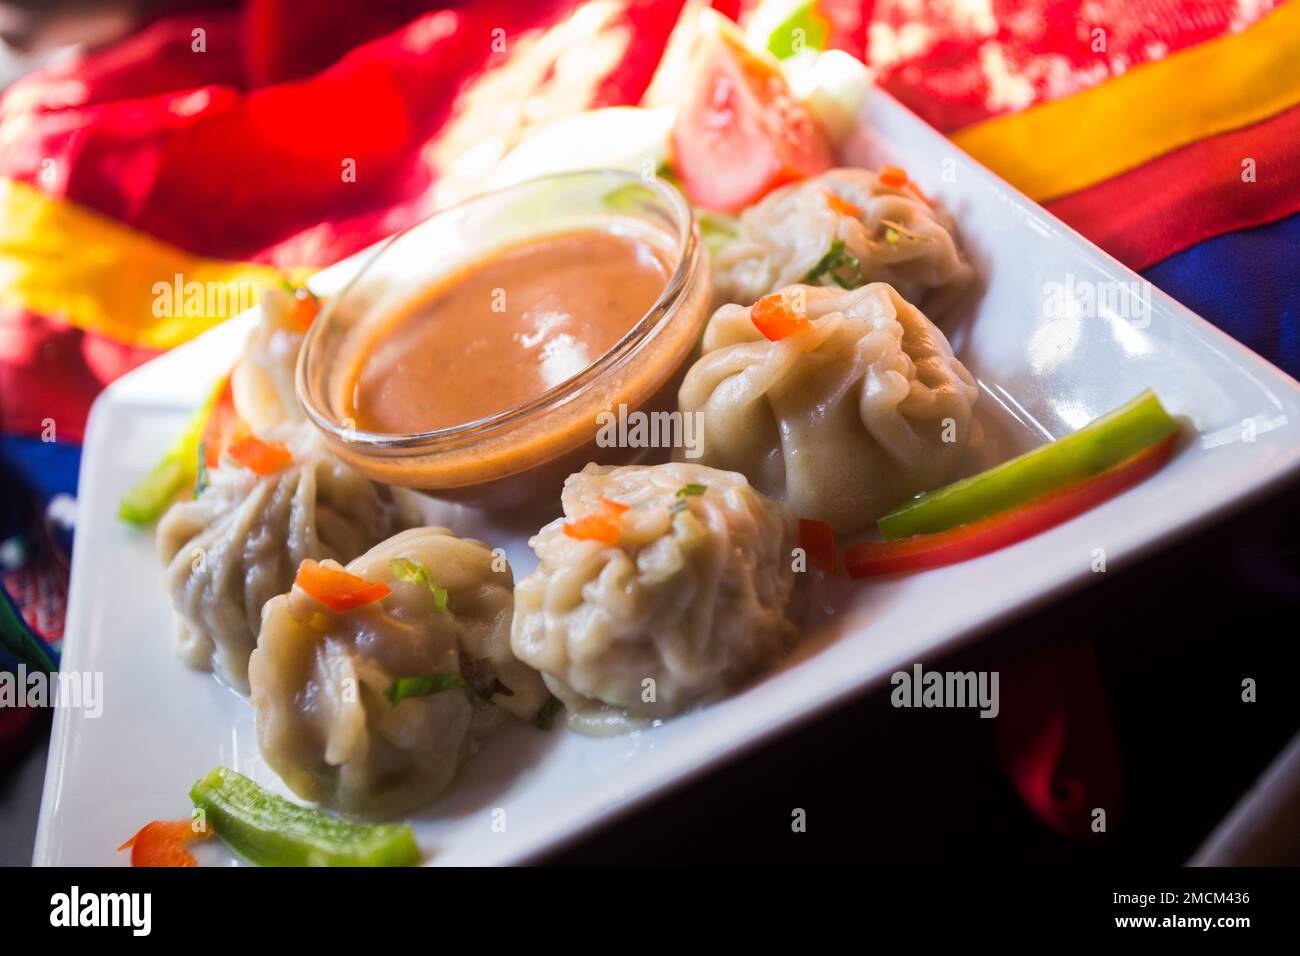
1,436,82,500
1,436,81,552
0,437,79,669
1143,211,1300,380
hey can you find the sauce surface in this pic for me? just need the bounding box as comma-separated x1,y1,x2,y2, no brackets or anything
350,229,671,434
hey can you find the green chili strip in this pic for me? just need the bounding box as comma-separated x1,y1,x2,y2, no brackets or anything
118,377,224,525
877,389,1180,540
190,767,419,867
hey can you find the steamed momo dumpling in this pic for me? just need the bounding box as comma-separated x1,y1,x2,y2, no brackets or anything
250,527,548,818
711,168,971,315
230,282,312,434
677,283,982,533
158,425,413,691
511,463,798,728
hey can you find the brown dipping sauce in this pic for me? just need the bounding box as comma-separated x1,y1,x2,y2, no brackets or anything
350,229,672,434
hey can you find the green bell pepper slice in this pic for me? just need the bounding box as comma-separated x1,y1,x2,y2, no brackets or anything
190,767,420,867
877,389,1180,540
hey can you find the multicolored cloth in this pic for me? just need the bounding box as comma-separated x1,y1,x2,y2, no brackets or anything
1,0,1296,833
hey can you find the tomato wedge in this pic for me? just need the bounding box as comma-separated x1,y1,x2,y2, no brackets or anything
295,559,392,612
845,436,1177,578
751,293,813,340
672,17,831,211
119,818,211,868
799,518,837,573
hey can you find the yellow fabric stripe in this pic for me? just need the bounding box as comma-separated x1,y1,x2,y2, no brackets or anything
951,1,1300,202
0,178,312,349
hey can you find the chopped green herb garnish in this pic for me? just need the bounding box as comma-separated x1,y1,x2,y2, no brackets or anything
385,672,516,707
670,484,706,515
384,673,469,707
534,694,564,731
802,239,864,289
388,557,449,612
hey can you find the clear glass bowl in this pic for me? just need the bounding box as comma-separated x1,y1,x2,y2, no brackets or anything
296,169,711,509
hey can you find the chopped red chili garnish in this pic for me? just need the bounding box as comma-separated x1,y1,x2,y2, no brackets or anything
877,164,930,204
564,497,629,545
227,435,293,476
290,288,320,331
751,293,814,341
119,818,212,868
878,164,909,189
295,559,392,612
824,190,864,219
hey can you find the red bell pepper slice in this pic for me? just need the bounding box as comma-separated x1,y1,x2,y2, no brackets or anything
845,435,1177,578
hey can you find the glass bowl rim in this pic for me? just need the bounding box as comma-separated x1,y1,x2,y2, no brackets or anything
295,168,700,452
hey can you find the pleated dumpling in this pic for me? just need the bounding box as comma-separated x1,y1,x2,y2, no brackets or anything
158,425,413,691
711,168,972,315
677,283,982,533
511,463,798,730
229,282,311,434
250,527,549,818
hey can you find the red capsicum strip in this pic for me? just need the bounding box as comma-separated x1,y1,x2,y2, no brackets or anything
845,435,1177,578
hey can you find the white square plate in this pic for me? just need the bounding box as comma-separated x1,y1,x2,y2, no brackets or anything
34,92,1300,866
